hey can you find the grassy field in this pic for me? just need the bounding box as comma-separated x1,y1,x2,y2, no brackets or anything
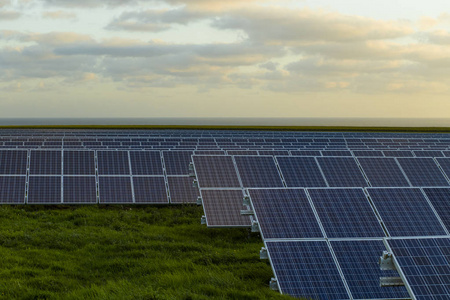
0,204,293,300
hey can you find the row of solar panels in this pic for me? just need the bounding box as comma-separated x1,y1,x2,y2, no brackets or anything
1,129,450,138
193,155,450,189
262,237,450,300
0,175,199,204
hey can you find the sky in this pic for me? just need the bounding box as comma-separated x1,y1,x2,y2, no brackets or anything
1,0,450,119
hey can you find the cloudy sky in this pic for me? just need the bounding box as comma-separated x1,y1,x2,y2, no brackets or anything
1,0,450,119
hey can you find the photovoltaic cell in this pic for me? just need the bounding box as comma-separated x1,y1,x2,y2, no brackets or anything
98,176,133,203
413,150,444,158
396,158,449,187
226,150,258,156
308,188,385,238
63,151,95,175
423,188,450,232
352,150,384,157
383,151,414,157
366,188,447,237
316,157,368,187
201,189,250,227
97,151,130,175
330,240,410,300
265,240,350,300
0,150,28,174
30,150,61,175
0,176,26,204
387,238,450,300
276,156,327,187
248,189,323,239
63,176,97,203
357,157,410,187
163,151,193,175
321,150,352,157
167,176,199,204
133,177,168,204
193,156,241,188
258,150,290,156
436,158,450,180
290,150,322,156
129,151,163,175
28,176,61,204
234,156,284,188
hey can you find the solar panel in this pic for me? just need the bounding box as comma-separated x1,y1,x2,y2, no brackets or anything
192,156,241,188
413,150,444,158
276,156,327,187
167,176,199,204
321,150,352,157
129,151,163,175
132,177,168,204
357,157,410,187
386,237,450,300
330,240,410,300
0,176,26,204
352,150,384,157
27,176,61,204
258,150,290,156
163,151,193,175
63,176,97,204
290,150,322,156
248,188,323,239
366,188,447,237
98,176,133,203
383,151,414,157
200,189,250,227
226,150,258,156
265,240,350,300
423,188,450,232
436,158,450,180
396,158,449,187
97,151,130,175
308,188,385,238
316,157,368,187
234,156,284,188
63,150,95,175
30,150,61,175
0,150,28,175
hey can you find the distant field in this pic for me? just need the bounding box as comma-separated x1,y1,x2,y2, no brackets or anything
0,205,293,300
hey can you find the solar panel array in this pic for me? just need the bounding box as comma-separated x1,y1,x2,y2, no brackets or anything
3,129,450,299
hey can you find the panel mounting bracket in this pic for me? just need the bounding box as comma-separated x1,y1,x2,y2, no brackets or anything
260,247,268,259
379,251,396,271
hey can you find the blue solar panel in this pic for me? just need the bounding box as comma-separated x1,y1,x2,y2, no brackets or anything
258,150,290,156
63,151,95,175
383,151,414,157
276,156,327,187
98,176,133,203
413,150,444,158
352,150,384,157
226,150,258,156
132,177,167,204
0,150,28,175
248,189,323,239
265,240,350,300
367,188,447,237
316,157,368,187
0,176,26,204
167,176,199,204
290,150,322,156
193,156,241,188
423,188,450,232
357,157,410,187
234,156,284,188
387,237,450,300
97,151,130,175
28,176,61,204
396,158,449,187
201,189,250,227
308,188,385,238
163,151,193,175
63,176,97,204
129,151,163,175
330,240,410,300
321,150,352,157
436,158,450,180
30,151,61,175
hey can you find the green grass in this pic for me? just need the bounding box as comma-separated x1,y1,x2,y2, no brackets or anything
0,205,293,300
